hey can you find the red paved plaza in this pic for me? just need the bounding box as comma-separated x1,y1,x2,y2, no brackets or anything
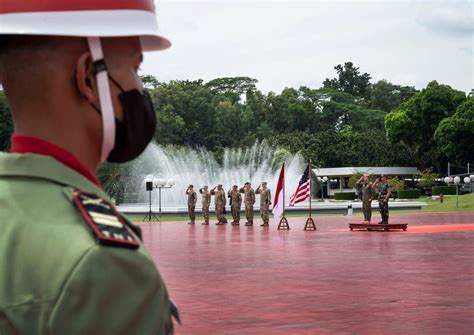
142,212,474,335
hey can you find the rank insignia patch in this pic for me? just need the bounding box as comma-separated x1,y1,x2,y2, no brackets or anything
73,191,139,249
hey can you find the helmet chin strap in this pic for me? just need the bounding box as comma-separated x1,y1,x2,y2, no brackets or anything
87,37,115,162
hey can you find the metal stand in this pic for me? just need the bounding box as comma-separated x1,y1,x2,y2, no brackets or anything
304,217,316,230
143,190,159,222
277,216,290,230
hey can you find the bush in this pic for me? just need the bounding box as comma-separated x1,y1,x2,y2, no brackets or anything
389,176,405,192
334,192,356,200
417,168,438,188
397,189,421,199
432,186,456,195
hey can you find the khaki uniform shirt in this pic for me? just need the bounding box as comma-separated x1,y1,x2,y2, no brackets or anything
211,189,226,206
256,187,272,206
200,189,211,207
240,187,255,205
228,189,242,208
187,190,197,207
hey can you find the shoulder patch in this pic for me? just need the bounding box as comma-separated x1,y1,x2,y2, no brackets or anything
73,191,139,249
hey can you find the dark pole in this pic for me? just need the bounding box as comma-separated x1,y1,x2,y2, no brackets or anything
283,161,286,217
159,187,162,218
148,190,152,220
309,160,312,219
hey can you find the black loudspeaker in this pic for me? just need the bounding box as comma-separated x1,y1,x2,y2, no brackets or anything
146,181,153,191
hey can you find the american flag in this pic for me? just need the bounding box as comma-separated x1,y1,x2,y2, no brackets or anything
289,164,310,206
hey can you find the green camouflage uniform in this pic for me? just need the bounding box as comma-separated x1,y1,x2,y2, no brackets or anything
211,187,227,224
228,188,242,224
378,182,391,223
186,189,197,223
199,188,211,224
0,153,174,334
240,186,255,225
256,186,272,225
357,181,374,222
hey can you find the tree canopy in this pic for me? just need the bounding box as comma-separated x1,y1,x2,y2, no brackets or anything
0,62,469,176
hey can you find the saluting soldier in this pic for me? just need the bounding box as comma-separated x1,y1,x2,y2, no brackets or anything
211,184,227,225
199,185,211,225
373,175,392,224
355,175,374,223
228,185,242,225
0,1,178,333
239,182,256,226
186,185,197,224
256,182,272,226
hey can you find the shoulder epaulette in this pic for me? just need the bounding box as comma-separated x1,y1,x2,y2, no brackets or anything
72,191,139,249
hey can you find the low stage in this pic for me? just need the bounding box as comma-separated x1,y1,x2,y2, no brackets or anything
142,212,474,334
349,222,408,231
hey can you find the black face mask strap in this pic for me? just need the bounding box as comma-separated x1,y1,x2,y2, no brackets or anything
108,74,125,93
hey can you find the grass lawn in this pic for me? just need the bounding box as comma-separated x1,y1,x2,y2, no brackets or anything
392,193,474,214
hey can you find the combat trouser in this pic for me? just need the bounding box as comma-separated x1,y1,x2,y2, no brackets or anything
245,204,254,224
202,205,209,224
188,205,195,223
378,200,389,223
231,206,240,223
216,205,226,223
260,204,269,224
362,200,372,222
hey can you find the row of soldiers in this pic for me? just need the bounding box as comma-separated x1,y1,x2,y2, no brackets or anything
185,182,272,227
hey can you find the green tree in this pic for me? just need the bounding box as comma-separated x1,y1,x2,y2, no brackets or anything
323,62,372,97
367,80,417,112
434,97,474,166
205,77,258,103
385,81,466,170
140,74,160,90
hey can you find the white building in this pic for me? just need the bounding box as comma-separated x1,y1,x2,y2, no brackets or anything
313,167,420,198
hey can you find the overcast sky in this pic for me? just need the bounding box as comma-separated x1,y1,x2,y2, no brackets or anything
142,0,473,94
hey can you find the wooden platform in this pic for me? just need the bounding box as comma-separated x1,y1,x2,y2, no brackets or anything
349,222,408,231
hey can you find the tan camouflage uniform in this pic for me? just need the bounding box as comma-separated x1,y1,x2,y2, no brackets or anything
211,185,227,225
186,187,197,224
240,184,255,226
228,186,242,225
199,187,211,225
256,183,271,226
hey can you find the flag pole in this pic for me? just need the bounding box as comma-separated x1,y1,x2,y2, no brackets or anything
304,159,316,231
283,161,285,218
309,159,312,219
277,161,289,230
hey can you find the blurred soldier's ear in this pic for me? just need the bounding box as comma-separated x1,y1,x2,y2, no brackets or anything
75,52,98,105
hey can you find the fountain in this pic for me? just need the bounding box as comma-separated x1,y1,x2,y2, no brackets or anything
119,140,306,212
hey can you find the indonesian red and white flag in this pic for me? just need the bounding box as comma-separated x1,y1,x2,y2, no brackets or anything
272,162,285,217
289,164,310,206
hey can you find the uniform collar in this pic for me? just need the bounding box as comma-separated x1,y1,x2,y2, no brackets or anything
10,134,101,187
0,152,109,200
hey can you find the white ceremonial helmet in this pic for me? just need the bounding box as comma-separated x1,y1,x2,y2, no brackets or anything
0,0,171,161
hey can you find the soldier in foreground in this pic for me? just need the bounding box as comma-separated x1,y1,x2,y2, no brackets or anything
228,185,242,225
355,175,374,223
186,185,197,224
373,175,392,224
199,185,211,225
240,182,256,226
256,182,272,227
211,184,227,225
0,1,177,333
